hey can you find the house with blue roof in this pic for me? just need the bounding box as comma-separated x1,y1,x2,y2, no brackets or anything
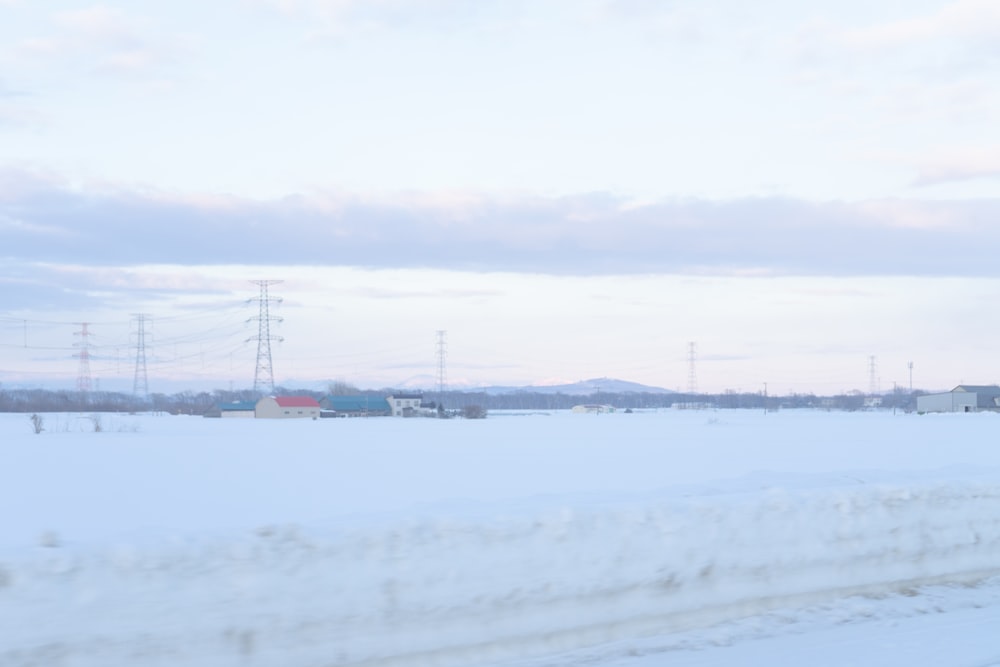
319,395,391,417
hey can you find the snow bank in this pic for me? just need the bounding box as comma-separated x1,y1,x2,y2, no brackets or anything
2,410,1000,666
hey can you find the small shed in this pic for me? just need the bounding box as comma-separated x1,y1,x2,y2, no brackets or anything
916,385,1000,413
255,396,321,419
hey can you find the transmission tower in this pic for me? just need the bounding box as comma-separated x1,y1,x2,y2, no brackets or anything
868,355,878,396
687,341,698,397
74,323,93,394
436,330,447,407
131,313,150,398
247,280,284,394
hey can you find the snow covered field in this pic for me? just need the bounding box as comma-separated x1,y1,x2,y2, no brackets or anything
2,409,1000,666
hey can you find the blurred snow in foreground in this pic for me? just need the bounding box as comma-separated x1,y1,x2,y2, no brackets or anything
2,410,1000,666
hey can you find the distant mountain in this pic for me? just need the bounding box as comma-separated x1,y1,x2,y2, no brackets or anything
336,376,675,396
478,377,675,396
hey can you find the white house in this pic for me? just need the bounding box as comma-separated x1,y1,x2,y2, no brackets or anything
386,393,423,417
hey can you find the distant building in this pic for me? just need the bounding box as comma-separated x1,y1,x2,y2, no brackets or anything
571,404,616,414
255,396,321,419
916,385,1000,413
387,393,423,417
218,401,256,418
319,395,391,418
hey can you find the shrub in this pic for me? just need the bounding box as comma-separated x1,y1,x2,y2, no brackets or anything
462,405,487,419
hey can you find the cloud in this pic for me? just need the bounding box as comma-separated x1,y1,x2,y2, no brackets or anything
911,146,1000,187
0,259,256,315
3,168,1000,278
786,2,1000,85
787,0,1000,57
0,262,121,311
54,5,140,39
0,78,45,128
843,0,1000,48
11,5,186,78
0,103,45,128
250,0,494,34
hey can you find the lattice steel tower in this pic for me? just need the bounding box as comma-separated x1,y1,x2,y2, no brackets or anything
74,322,93,393
247,280,283,394
131,313,150,398
687,341,698,396
868,355,878,396
436,330,447,407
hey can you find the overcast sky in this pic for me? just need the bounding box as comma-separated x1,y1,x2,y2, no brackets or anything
2,0,999,394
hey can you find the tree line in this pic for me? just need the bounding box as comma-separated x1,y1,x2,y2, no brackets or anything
0,384,924,414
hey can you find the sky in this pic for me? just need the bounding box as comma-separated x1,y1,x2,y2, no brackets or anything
1,0,1000,394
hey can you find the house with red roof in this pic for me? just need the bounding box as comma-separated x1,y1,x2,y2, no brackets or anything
255,395,321,419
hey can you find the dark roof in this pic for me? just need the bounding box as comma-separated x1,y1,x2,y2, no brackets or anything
954,385,1000,394
388,393,423,399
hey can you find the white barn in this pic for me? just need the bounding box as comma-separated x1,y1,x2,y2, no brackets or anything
255,396,321,419
916,385,1000,413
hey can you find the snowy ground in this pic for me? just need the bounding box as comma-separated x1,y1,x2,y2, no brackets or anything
2,409,1000,666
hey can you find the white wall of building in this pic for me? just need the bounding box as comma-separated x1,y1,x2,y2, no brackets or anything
917,391,977,413
387,395,423,417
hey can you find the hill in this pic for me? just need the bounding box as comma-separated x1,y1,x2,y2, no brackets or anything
479,377,674,396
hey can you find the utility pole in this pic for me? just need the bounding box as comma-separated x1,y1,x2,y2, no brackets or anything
131,313,150,399
247,280,284,394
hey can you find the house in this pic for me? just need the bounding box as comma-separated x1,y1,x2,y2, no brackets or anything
319,395,391,418
916,385,1000,413
255,396,321,419
218,401,257,418
386,393,423,417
